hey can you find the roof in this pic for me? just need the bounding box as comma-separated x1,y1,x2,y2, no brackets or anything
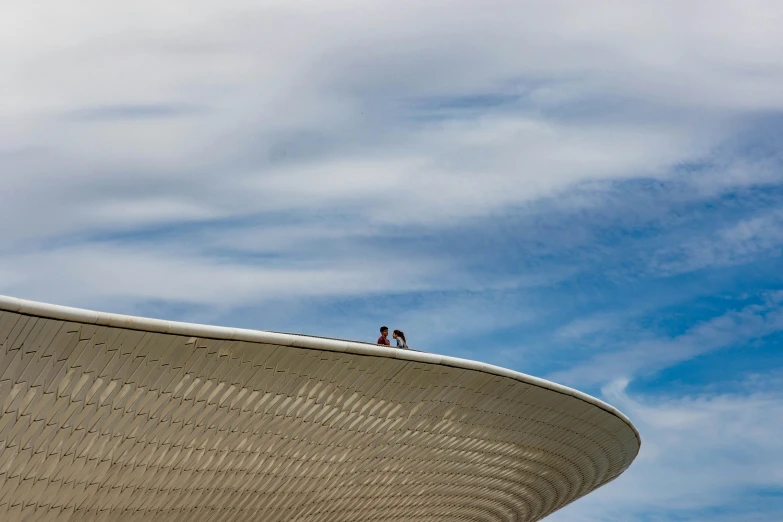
0,295,640,522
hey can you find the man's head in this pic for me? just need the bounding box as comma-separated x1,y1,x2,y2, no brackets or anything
380,326,388,337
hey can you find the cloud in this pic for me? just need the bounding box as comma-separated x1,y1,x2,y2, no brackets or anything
0,241,451,309
554,313,624,341
1,1,782,320
650,209,783,275
65,103,205,121
549,292,783,387
548,374,783,522
3,0,783,244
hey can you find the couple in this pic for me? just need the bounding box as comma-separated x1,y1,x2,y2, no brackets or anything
377,326,408,349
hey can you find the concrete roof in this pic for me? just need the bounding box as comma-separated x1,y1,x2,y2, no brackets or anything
0,295,639,522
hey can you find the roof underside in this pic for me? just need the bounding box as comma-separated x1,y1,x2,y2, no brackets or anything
0,296,639,522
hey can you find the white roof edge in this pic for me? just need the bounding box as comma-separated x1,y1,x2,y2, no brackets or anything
0,294,640,446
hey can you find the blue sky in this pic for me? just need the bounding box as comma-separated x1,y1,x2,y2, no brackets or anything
2,1,783,520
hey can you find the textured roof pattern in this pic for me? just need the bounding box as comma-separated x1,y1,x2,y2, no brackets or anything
0,296,639,522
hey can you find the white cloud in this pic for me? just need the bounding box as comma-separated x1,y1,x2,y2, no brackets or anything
549,293,783,387
548,375,783,522
0,242,451,309
650,209,783,275
3,1,783,233
2,0,783,308
554,313,625,340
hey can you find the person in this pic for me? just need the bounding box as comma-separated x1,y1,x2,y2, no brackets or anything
377,326,390,346
392,329,408,349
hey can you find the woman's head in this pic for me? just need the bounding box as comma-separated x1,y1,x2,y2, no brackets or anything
392,330,406,343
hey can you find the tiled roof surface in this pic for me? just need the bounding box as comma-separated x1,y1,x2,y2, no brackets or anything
0,296,639,522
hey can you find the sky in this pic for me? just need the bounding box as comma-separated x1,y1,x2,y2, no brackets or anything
2,1,783,520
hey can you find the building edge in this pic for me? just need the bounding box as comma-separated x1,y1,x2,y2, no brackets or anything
0,293,641,451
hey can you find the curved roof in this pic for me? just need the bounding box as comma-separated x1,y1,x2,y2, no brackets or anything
0,295,639,522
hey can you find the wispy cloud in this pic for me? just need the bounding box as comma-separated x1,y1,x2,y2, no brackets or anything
65,103,205,121
650,209,783,275
549,292,783,387
549,374,783,522
3,0,782,248
0,241,453,309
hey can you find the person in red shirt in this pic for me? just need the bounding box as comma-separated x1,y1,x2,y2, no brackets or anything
377,326,390,346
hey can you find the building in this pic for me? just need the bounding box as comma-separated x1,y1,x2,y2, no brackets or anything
0,295,639,522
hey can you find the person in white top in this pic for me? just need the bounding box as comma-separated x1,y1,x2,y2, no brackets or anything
392,330,408,349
